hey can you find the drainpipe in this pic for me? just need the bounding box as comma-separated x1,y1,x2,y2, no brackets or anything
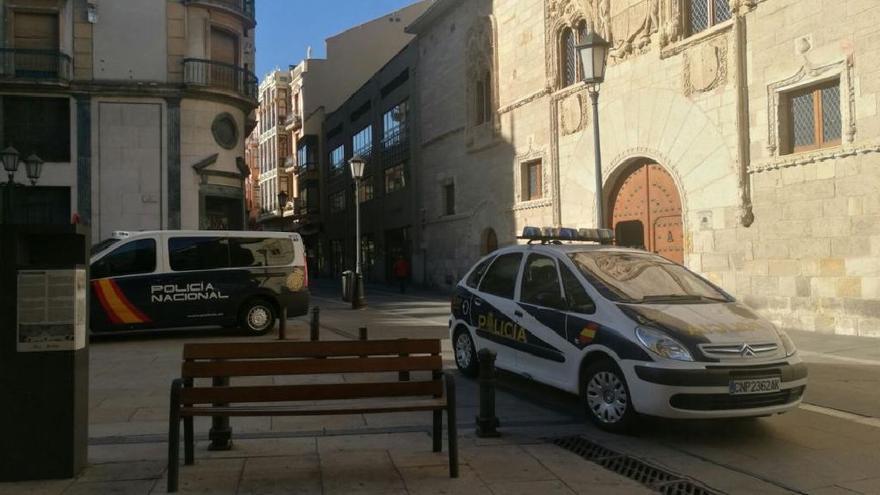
734,3,755,227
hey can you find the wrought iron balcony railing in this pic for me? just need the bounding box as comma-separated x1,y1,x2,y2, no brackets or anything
0,48,72,82
284,113,302,130
184,0,255,22
183,58,257,101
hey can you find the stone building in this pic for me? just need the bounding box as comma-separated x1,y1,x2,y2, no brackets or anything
0,0,257,238
409,0,880,336
254,69,290,228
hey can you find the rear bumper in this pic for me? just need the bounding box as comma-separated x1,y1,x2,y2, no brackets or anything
284,289,310,317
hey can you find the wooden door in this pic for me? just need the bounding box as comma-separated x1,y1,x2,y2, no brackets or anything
610,163,684,263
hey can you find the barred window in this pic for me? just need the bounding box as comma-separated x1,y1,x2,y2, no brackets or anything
560,28,577,87
329,190,346,213
688,0,731,36
352,125,372,157
783,79,841,154
385,163,406,193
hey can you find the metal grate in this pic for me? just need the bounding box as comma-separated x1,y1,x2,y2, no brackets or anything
821,85,842,142
689,0,709,34
713,0,732,24
553,436,724,495
791,91,816,148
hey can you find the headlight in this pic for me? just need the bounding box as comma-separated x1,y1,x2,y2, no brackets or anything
777,328,797,357
635,326,694,361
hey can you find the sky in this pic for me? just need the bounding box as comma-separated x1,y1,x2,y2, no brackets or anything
255,0,420,79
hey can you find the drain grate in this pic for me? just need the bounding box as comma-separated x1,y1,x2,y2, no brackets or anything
553,436,724,495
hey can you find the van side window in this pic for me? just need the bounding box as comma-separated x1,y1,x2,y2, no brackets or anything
169,237,230,271
465,256,495,288
91,239,156,279
230,237,294,267
560,264,596,314
478,253,522,299
520,254,565,309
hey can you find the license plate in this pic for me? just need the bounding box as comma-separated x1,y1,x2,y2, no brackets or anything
729,377,781,395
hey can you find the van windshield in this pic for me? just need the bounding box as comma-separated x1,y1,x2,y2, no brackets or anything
568,251,731,304
91,238,121,256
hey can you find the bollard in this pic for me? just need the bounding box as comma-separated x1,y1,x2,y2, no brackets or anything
475,348,500,438
277,306,288,340
208,376,233,450
310,306,320,341
358,326,368,341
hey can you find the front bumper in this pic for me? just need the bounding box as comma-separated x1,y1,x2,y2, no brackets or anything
622,357,808,419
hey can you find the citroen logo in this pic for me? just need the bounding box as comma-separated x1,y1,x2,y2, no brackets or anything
740,344,756,357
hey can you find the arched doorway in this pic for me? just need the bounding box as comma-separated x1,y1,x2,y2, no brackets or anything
609,162,684,263
481,228,498,255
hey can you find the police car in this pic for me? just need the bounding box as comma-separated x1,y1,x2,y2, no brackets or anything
450,227,807,432
89,230,309,335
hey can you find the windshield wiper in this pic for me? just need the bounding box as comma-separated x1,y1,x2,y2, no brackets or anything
639,294,728,303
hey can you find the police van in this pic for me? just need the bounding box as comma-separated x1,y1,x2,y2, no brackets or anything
89,230,309,335
450,227,807,432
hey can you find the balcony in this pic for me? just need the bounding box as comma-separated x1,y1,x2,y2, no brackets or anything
0,48,72,84
292,199,320,223
296,162,319,181
183,58,257,103
284,156,296,173
184,0,255,26
284,113,302,131
381,126,409,166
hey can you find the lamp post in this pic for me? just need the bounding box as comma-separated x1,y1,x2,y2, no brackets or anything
1,147,21,224
277,189,288,216
576,32,610,229
349,155,365,309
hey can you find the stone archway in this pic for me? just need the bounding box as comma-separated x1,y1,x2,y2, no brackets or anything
609,161,684,263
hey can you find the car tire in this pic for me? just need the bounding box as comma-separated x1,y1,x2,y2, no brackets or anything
239,298,276,336
453,328,479,377
581,359,638,433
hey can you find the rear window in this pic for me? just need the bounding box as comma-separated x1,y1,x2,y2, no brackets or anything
169,237,230,271
465,255,495,288
230,237,295,267
478,253,522,299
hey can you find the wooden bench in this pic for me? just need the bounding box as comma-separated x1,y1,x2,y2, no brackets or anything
167,339,457,492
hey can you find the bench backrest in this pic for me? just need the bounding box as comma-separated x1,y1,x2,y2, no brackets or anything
179,339,443,405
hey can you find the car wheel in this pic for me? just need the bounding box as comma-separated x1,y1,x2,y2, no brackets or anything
239,298,276,336
453,328,479,377
582,360,637,433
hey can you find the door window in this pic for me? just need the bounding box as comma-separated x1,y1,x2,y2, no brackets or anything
91,239,156,279
560,264,596,314
466,255,495,288
478,253,522,299
520,254,565,309
169,237,230,271
230,237,294,267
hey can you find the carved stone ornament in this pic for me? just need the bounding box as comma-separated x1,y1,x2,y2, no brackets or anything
683,41,728,95
465,16,501,149
559,92,588,135
604,0,661,63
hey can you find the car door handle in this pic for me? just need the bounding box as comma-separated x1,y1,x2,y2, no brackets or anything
514,310,523,317
473,298,483,306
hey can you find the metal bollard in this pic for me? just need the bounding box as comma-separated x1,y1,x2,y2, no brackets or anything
277,306,288,340
310,306,320,341
358,326,368,341
208,376,233,450
475,348,500,438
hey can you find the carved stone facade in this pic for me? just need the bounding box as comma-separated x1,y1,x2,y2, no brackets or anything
411,0,880,337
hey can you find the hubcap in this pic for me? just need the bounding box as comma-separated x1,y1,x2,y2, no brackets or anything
248,306,270,331
455,333,473,368
586,371,628,424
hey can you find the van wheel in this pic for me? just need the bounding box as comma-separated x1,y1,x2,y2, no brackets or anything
239,298,276,336
453,328,479,377
581,360,637,433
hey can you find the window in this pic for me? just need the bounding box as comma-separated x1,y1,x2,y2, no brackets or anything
329,145,345,174
2,96,70,162
523,160,542,201
361,236,376,280
385,164,406,193
91,239,156,279
466,256,495,288
297,142,315,169
687,0,731,36
330,191,346,213
330,239,344,275
560,28,577,87
479,253,523,299
520,254,565,309
383,100,408,146
560,264,595,314
444,183,455,215
784,80,841,154
230,237,294,267
13,12,60,77
358,177,374,203
475,71,492,125
352,125,372,157
169,237,230,271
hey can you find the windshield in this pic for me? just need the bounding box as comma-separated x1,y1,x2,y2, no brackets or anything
568,251,731,304
91,238,121,256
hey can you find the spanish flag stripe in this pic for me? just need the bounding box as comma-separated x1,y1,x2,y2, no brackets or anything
97,279,143,324
92,280,123,325
108,279,151,323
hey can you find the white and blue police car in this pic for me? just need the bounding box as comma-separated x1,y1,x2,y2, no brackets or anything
449,227,807,432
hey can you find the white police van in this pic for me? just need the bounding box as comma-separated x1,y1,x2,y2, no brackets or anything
450,227,806,432
89,230,309,335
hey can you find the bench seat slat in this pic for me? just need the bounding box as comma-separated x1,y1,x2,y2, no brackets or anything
180,380,443,404
183,339,440,360
180,398,447,417
182,355,442,378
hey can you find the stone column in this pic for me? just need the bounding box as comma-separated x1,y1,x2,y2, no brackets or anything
166,97,181,229
75,95,91,225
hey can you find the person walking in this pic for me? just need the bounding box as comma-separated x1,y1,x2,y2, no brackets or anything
392,255,410,293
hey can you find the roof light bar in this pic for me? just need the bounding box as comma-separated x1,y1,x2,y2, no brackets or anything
519,226,614,244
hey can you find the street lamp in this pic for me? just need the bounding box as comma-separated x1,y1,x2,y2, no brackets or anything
349,155,365,309
576,32,610,229
277,189,288,214
2,146,20,184
25,154,44,186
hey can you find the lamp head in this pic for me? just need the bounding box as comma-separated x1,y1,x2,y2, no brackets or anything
576,32,610,85
1,146,20,174
349,155,366,179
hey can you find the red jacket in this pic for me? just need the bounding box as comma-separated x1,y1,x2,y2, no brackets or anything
392,259,410,278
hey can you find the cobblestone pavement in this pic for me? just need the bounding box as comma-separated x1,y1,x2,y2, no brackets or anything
3,282,880,494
